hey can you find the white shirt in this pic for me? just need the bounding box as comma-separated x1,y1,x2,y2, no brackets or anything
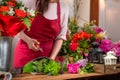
17,0,69,40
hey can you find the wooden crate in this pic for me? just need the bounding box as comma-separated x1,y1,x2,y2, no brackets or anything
93,63,120,74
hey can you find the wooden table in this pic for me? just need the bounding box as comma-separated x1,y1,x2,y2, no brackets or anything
12,72,120,80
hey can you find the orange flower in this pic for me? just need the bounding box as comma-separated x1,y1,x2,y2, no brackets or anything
72,30,93,42
15,9,27,18
0,6,10,12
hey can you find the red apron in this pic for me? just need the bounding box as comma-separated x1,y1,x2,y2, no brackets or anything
14,1,61,68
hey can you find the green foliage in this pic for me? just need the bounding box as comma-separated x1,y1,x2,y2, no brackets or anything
0,0,9,6
43,60,61,76
23,58,61,76
23,17,31,30
79,63,94,74
23,62,34,73
14,1,23,9
32,59,48,73
59,18,79,56
68,18,79,35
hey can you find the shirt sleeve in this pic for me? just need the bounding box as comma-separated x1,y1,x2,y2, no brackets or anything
56,3,69,40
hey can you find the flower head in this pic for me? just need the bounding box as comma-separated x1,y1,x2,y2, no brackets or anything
99,39,113,53
67,63,81,74
70,42,78,51
94,27,103,34
112,41,120,57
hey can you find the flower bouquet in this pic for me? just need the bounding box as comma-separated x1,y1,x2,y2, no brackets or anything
59,19,111,74
0,0,36,36
0,0,36,72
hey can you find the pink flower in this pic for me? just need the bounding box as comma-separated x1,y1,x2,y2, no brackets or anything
94,27,103,34
84,53,88,58
112,42,120,57
67,63,81,74
99,39,113,53
70,42,78,51
79,51,83,55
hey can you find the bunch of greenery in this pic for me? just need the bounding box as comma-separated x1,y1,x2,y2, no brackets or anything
23,58,61,76
78,64,94,74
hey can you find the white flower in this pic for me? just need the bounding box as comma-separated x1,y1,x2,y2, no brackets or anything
20,6,26,12
8,8,14,16
100,31,108,39
27,9,35,17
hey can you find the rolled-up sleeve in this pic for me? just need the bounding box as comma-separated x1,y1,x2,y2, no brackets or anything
56,3,69,40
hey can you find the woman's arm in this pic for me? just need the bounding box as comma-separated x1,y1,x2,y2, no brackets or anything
50,2,69,60
17,31,40,51
50,39,63,60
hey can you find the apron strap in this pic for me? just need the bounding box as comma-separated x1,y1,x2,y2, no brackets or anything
57,0,61,28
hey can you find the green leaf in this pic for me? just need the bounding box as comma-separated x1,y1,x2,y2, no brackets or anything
23,62,34,73
23,17,31,30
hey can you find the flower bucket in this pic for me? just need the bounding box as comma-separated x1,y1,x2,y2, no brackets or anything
0,37,13,71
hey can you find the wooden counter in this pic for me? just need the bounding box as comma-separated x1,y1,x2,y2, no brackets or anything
12,72,120,80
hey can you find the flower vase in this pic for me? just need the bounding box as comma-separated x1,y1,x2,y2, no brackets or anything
0,37,13,72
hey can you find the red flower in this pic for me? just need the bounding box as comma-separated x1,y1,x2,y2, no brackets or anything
7,1,16,7
70,42,78,51
58,56,64,62
0,6,10,12
15,9,27,18
0,14,26,36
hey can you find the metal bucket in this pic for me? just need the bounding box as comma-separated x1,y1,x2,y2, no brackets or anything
0,37,13,72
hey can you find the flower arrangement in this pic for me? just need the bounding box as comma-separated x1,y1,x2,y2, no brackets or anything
60,19,108,62
0,0,36,36
59,19,111,74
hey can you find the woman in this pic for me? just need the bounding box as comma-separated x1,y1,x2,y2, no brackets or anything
14,0,69,69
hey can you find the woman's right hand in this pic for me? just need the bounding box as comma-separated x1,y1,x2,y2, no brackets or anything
26,38,40,51
17,31,40,51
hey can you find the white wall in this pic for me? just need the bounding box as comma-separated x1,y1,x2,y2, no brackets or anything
99,0,120,42
76,0,90,26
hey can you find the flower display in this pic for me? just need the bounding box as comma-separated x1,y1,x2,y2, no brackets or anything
60,19,108,62
0,0,36,36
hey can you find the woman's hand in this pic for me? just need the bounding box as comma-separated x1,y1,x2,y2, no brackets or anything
17,31,40,52
26,38,40,51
